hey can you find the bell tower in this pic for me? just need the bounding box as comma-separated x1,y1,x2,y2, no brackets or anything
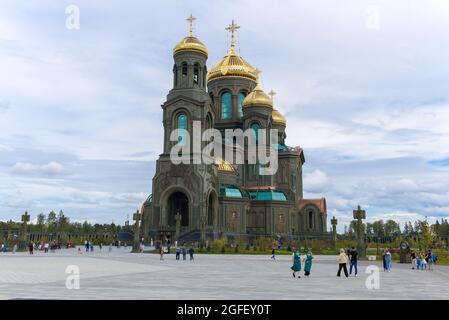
149,15,218,244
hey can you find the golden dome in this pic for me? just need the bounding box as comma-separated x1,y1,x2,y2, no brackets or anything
272,108,286,126
242,84,273,108
215,157,236,173
173,36,208,57
207,47,258,82
173,15,208,57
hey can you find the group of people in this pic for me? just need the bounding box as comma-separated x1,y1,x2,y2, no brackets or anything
290,248,314,278
159,244,195,261
380,248,393,272
336,247,360,277
1,243,17,253
410,249,436,270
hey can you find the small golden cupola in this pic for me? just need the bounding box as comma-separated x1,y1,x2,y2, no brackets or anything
173,14,208,57
207,20,258,82
272,108,286,126
268,90,286,126
242,80,273,108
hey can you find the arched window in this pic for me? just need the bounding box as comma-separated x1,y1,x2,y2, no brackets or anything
221,92,232,119
173,64,178,87
182,62,188,76
193,63,199,84
308,210,314,230
238,92,246,117
251,122,260,144
203,67,207,87
177,113,187,146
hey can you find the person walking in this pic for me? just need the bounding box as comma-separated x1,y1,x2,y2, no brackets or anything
159,246,164,261
189,247,195,261
349,247,358,276
109,243,113,253
28,242,34,255
85,240,89,252
290,248,301,278
431,251,437,270
175,247,180,260
337,248,349,278
416,253,422,270
271,247,276,261
182,245,187,261
303,250,314,277
385,249,392,272
12,243,17,254
381,248,387,272
410,250,417,269
421,253,428,270
425,250,432,271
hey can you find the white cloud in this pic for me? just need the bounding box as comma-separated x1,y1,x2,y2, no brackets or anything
12,161,64,175
304,169,329,193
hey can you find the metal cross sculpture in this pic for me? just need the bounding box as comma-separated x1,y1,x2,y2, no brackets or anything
353,205,367,257
21,211,30,223
331,216,338,244
132,210,141,252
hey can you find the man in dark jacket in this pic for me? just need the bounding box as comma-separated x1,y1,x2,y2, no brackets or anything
349,247,358,276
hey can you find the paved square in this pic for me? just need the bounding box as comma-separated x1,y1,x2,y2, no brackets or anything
0,248,448,299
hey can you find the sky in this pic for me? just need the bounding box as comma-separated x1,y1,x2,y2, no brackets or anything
1,0,449,231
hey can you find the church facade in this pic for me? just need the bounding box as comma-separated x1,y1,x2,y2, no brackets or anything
141,17,330,243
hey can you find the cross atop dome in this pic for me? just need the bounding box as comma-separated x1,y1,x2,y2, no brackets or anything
226,19,240,50
187,14,197,36
268,89,276,101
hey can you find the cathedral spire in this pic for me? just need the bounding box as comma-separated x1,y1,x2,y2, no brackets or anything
226,19,240,50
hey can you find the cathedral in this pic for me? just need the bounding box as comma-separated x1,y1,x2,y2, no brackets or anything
141,16,330,243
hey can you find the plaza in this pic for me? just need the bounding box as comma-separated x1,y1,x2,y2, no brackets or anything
1,249,448,300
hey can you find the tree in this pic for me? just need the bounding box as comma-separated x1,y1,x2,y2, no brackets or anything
47,211,57,225
416,220,434,250
384,220,401,236
47,211,57,232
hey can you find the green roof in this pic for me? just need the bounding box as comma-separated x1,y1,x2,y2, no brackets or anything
220,185,243,198
248,190,287,201
272,143,288,151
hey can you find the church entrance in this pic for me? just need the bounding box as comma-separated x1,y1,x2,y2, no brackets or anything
167,191,189,227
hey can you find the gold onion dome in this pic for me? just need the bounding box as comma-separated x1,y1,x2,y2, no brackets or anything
207,20,258,82
173,15,208,57
207,47,258,82
272,108,286,126
173,36,208,57
215,157,236,172
242,83,273,108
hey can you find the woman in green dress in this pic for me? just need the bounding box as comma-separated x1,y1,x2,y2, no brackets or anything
303,251,314,277
291,249,301,278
